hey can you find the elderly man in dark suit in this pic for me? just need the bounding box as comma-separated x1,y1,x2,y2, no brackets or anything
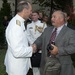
33,10,75,75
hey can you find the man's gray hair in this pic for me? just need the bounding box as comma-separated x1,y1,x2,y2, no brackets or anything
53,10,65,18
53,10,66,21
17,0,30,12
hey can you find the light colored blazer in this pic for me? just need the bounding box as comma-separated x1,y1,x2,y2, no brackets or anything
4,14,33,75
34,25,75,75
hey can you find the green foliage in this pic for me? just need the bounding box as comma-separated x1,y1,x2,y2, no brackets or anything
32,0,73,10
3,0,7,3
32,0,73,21
0,50,7,75
0,24,5,47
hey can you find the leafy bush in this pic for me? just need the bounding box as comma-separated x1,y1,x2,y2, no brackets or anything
0,24,5,48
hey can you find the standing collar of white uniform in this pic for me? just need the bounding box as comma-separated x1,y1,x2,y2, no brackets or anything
16,14,25,22
32,20,41,24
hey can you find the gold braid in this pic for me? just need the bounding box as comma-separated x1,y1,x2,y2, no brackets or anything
35,23,45,33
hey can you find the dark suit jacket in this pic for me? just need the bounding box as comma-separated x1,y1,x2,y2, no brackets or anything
34,25,75,75
67,23,75,30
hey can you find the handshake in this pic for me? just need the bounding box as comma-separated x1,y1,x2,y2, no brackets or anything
32,44,37,53
31,42,58,55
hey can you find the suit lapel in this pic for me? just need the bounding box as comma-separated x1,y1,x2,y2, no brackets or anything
46,27,54,44
45,26,68,44
55,25,67,42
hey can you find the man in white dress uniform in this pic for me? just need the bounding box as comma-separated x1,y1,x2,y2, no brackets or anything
27,11,47,75
4,1,36,75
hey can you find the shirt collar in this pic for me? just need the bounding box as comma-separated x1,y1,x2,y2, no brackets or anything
65,22,68,26
57,24,64,32
32,20,41,24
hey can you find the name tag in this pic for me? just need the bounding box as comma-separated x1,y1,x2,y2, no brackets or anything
23,29,25,32
29,27,33,29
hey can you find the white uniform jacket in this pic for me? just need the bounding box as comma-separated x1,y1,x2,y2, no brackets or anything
4,14,33,75
27,20,47,45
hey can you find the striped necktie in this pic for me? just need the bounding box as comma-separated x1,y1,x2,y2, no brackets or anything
50,28,57,44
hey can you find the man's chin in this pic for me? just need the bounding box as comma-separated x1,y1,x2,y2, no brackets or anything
24,17,29,20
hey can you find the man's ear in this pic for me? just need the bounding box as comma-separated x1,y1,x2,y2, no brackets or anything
67,16,70,20
23,8,28,13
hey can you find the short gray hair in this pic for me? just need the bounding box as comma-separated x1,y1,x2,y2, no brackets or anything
53,10,65,18
53,10,66,21
17,0,30,12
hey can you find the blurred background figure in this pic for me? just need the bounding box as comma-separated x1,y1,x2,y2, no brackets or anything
42,15,49,26
25,14,32,29
3,16,9,45
3,16,9,28
63,8,75,30
38,11,44,22
27,10,47,75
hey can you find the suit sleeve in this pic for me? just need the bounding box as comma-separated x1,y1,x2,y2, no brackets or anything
34,32,43,50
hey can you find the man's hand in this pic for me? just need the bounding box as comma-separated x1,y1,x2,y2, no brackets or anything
32,44,37,53
49,44,58,55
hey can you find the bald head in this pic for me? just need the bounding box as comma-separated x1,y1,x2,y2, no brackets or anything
17,1,30,12
17,0,32,19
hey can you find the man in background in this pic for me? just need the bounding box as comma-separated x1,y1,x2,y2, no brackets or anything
27,11,47,75
63,9,75,30
42,15,49,26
